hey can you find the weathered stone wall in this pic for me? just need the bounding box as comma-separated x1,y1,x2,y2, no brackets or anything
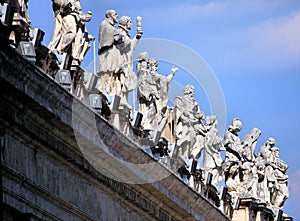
2,132,155,221
0,44,230,220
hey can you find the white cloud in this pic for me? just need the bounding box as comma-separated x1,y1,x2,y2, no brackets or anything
217,10,300,73
248,11,300,65
140,1,300,71
172,1,224,16
166,0,280,20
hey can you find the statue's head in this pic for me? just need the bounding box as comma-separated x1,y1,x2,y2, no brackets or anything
266,137,276,147
183,84,195,96
138,52,149,62
206,115,217,126
229,118,242,132
119,16,132,31
137,52,149,71
106,10,118,24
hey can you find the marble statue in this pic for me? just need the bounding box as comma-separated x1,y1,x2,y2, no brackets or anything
48,0,64,54
241,128,261,162
97,11,142,101
49,0,78,56
138,59,160,131
138,56,178,133
270,147,289,208
187,112,206,190
72,0,92,66
223,119,264,199
256,137,277,205
155,64,178,114
97,11,143,136
48,0,92,66
16,0,31,24
136,54,178,153
6,0,31,45
223,118,243,170
239,128,261,198
223,118,244,195
172,85,204,177
256,138,289,208
97,9,121,93
202,115,223,187
115,15,142,103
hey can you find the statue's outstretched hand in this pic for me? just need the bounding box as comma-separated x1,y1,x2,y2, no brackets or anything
171,66,179,74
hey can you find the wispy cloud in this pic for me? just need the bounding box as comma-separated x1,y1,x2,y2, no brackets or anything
247,11,300,65
171,1,224,16
133,1,300,74
165,0,280,21
217,10,300,73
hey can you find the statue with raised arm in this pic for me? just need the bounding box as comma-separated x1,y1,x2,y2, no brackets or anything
138,59,161,131
156,64,178,114
138,56,178,132
115,15,143,104
241,128,261,162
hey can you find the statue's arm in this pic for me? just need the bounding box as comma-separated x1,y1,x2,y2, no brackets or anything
166,66,178,84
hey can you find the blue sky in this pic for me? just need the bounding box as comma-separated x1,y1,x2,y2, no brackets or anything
28,0,300,219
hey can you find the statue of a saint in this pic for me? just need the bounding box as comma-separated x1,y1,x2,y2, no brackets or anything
223,118,244,194
6,0,31,45
138,57,177,132
115,15,143,103
48,0,92,66
239,128,261,198
172,85,203,177
72,0,92,66
202,115,223,187
16,0,31,24
256,138,289,207
270,147,289,208
256,137,277,205
97,9,122,93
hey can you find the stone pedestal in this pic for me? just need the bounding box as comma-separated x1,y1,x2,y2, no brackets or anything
232,198,293,221
110,104,133,137
232,198,262,221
